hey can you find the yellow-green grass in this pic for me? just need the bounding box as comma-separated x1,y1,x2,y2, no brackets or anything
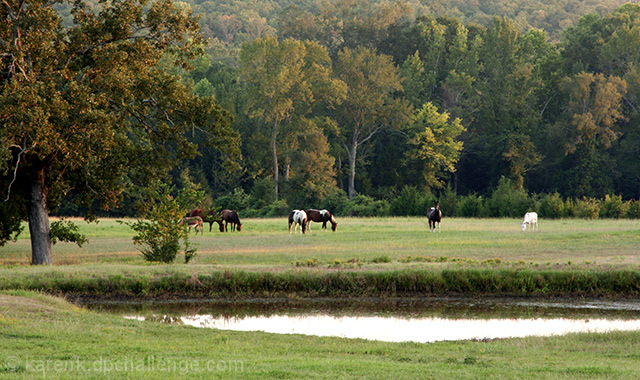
2,291,640,379
1,217,638,269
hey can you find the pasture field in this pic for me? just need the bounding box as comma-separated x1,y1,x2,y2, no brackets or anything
1,217,638,268
1,218,640,378
2,290,640,379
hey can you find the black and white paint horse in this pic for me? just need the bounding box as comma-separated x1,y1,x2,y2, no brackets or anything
305,209,338,232
288,209,308,234
427,201,442,233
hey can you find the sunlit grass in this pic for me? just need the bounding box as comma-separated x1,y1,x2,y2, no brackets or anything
2,217,639,268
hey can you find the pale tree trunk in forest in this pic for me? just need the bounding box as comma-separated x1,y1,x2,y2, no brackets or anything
343,133,359,201
272,121,279,199
28,167,52,265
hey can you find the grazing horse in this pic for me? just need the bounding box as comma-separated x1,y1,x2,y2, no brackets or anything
521,212,538,232
179,216,204,235
189,209,224,232
288,210,307,234
427,201,442,233
220,209,242,232
305,209,338,232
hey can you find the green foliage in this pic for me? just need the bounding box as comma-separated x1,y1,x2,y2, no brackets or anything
574,197,601,219
600,194,627,219
49,219,88,247
390,186,427,216
458,194,484,217
347,194,390,217
124,181,204,263
486,177,535,217
539,193,564,219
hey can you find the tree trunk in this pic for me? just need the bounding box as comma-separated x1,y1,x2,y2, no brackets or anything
28,166,52,265
272,121,279,199
347,138,358,201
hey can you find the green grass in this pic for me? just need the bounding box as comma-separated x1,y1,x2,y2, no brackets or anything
2,291,640,379
1,218,640,378
1,217,639,268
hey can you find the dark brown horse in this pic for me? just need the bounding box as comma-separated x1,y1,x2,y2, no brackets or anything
305,209,338,232
427,201,442,233
189,209,224,232
220,209,242,232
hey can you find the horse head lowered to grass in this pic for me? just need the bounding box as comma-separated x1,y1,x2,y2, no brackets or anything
289,210,308,234
305,209,338,232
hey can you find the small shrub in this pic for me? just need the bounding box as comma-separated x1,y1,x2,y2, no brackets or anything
626,200,640,219
538,192,563,219
370,255,391,263
438,185,460,217
293,258,319,267
390,186,425,216
123,181,203,263
486,177,534,217
319,189,350,216
458,194,484,217
574,197,600,219
600,194,627,219
348,194,390,217
263,199,290,217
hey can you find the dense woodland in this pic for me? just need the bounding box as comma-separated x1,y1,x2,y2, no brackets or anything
168,0,640,215
4,0,640,226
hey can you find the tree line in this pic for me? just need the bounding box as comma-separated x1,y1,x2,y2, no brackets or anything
165,1,640,214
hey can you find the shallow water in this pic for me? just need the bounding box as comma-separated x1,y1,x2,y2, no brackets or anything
80,297,640,343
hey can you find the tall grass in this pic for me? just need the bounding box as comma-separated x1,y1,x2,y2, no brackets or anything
2,268,639,299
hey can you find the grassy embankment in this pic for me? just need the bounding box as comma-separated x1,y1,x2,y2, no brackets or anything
0,217,638,298
2,290,640,379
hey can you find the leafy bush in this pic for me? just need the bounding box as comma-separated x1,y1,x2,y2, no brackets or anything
123,181,203,263
438,185,459,217
539,192,564,219
390,186,425,216
626,200,640,219
262,199,290,217
348,194,390,217
574,197,600,219
319,189,350,216
600,194,627,218
458,194,484,217
215,187,251,213
485,177,534,217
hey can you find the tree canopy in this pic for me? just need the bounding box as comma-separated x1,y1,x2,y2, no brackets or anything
0,0,239,264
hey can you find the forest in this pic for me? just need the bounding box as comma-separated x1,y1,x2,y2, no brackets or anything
4,0,640,225
169,0,640,215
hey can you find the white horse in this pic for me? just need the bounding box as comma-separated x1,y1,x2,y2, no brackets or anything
521,212,538,232
288,210,308,234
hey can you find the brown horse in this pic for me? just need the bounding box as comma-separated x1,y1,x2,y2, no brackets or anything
189,209,224,232
427,201,442,233
220,209,242,232
305,209,338,232
179,216,204,235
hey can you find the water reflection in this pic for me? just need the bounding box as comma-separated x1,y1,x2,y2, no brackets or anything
179,314,640,343
80,297,640,343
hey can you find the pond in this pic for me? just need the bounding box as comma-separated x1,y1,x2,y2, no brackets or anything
79,297,640,343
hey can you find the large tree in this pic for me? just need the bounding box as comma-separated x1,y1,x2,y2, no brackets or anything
0,0,239,264
239,36,345,199
333,46,412,200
